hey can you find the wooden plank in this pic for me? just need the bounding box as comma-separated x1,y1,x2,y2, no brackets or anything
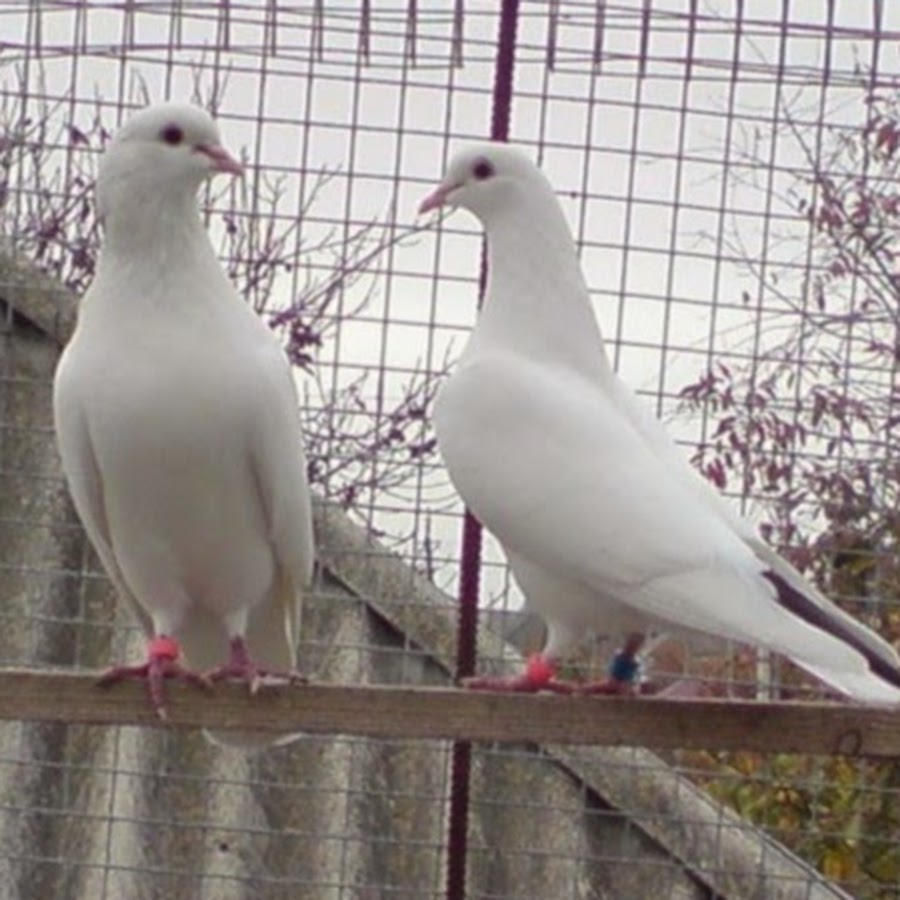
0,668,896,757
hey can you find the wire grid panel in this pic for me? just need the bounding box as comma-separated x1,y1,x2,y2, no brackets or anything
1,2,899,899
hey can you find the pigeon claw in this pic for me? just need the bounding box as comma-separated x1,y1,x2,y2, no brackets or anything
576,677,639,697
205,636,306,692
462,653,578,694
577,641,644,696
96,635,212,720
462,673,577,694
207,662,306,691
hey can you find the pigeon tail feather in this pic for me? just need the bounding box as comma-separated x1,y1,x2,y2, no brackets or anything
763,570,900,700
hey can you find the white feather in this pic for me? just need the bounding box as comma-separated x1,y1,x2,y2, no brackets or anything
54,103,314,744
429,143,900,704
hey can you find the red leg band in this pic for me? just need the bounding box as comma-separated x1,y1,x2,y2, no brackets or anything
525,653,556,686
148,635,180,661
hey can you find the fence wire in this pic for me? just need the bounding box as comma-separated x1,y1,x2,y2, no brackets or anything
1,2,899,898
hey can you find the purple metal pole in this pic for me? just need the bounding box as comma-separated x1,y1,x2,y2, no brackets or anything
445,2,519,898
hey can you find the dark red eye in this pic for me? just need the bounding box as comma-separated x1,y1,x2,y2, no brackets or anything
160,124,184,146
472,158,494,180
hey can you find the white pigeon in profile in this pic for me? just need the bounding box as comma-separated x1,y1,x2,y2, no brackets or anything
54,103,314,734
419,143,900,704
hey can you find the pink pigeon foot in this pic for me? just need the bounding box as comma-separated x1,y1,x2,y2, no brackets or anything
462,653,577,694
96,635,212,720
577,677,641,696
205,636,306,694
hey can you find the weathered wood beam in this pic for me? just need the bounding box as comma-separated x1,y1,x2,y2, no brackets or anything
0,669,895,757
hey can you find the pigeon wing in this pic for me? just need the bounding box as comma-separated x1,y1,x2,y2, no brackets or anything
245,349,315,670
436,353,900,701
53,357,153,637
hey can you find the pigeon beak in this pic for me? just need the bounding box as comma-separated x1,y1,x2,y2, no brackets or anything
418,182,459,215
195,143,245,177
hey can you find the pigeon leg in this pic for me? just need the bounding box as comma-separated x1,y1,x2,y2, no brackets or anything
578,633,646,696
97,635,212,720
462,652,577,694
206,636,306,695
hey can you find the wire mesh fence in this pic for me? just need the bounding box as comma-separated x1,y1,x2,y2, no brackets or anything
1,1,899,898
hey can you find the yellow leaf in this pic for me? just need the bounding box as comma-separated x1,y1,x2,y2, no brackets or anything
821,846,858,881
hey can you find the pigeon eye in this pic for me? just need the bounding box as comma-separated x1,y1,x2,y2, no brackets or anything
472,159,494,181
160,125,184,146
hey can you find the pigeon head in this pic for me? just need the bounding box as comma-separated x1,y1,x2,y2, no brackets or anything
418,144,556,225
96,103,243,225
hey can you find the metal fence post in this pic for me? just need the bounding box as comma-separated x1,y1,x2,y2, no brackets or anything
445,1,520,897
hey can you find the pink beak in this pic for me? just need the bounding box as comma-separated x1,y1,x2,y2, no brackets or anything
195,143,244,177
418,183,455,215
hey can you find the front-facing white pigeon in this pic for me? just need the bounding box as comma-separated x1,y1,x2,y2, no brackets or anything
53,103,314,739
420,144,900,704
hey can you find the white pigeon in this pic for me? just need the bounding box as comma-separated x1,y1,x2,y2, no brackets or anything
53,103,314,735
419,143,900,704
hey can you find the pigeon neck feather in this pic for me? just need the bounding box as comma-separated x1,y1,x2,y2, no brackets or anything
94,177,224,300
469,193,613,380
100,179,208,254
